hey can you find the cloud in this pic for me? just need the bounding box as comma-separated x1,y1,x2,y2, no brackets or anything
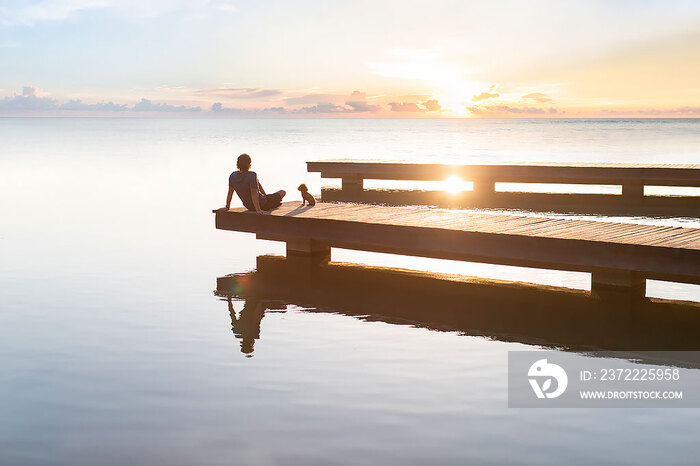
195,87,283,100
471,85,500,102
388,99,443,112
423,99,442,111
344,90,380,113
285,90,440,113
60,99,128,111
0,86,57,110
284,90,380,111
284,90,381,113
522,92,552,103
284,93,344,105
467,105,556,115
389,102,426,112
389,99,443,112
211,102,288,114
345,100,380,112
132,98,200,112
284,91,365,106
298,102,347,113
0,87,209,113
298,101,378,114
212,92,382,114
473,92,499,102
211,102,239,113
496,106,546,114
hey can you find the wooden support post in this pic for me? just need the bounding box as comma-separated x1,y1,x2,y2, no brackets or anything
622,182,644,201
285,238,331,269
255,234,330,274
472,178,495,199
341,175,364,196
591,270,646,299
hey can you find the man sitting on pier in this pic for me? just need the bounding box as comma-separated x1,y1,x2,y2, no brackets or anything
226,153,286,213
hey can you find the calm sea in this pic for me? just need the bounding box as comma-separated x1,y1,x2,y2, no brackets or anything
1,117,699,465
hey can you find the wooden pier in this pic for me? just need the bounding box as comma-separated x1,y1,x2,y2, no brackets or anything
308,161,700,216
214,201,700,298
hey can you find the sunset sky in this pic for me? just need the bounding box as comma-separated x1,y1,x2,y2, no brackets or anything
1,0,699,117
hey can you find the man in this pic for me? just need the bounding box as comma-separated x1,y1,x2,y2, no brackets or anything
225,153,286,213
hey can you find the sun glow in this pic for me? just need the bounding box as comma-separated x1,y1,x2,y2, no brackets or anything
436,79,482,117
370,50,483,117
443,175,464,193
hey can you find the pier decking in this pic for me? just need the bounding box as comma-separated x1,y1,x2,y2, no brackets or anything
214,202,700,297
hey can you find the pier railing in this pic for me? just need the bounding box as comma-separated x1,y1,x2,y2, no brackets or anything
307,161,700,216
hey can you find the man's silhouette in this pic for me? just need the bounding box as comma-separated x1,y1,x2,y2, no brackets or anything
226,153,286,213
228,297,265,356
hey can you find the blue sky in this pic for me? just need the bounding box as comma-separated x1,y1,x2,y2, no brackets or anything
1,0,699,117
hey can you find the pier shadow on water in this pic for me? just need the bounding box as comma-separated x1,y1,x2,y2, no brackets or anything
215,255,700,365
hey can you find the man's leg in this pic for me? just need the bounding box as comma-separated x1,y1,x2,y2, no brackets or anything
262,190,286,210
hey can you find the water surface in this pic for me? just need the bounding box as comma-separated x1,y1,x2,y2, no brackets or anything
1,117,699,465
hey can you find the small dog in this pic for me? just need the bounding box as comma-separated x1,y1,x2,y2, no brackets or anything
298,184,316,206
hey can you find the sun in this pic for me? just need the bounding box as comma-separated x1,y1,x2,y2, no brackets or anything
443,101,470,117
443,175,464,193
436,79,482,117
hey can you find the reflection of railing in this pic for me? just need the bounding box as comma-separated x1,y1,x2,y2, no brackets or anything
307,160,700,216
215,256,700,362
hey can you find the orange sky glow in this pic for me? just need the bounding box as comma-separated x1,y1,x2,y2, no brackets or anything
1,1,698,118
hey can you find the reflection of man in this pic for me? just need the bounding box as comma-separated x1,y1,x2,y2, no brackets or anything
228,297,265,355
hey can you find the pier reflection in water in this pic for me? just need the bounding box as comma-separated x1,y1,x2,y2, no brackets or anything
216,255,700,363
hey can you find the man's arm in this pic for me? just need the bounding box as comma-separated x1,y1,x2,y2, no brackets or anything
257,179,266,196
251,188,264,213
225,186,234,209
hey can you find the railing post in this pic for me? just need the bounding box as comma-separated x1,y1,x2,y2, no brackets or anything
622,182,644,201
472,178,495,197
341,175,364,196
